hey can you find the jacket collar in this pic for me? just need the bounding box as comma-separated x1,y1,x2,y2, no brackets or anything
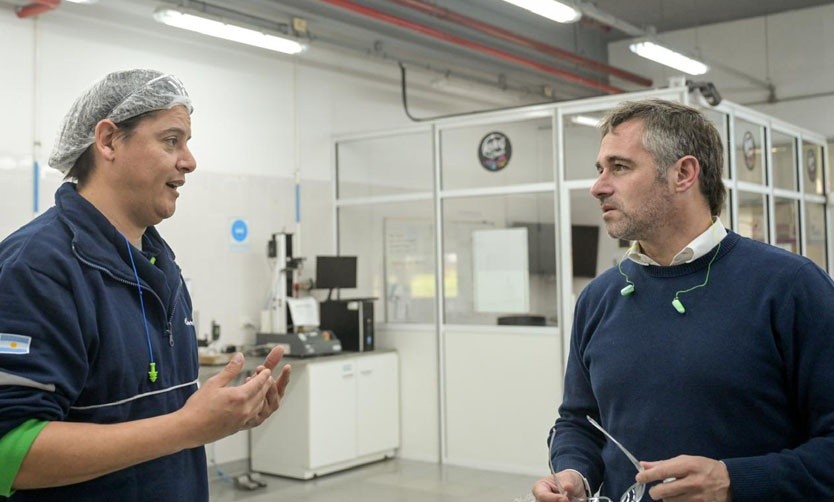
54,183,177,279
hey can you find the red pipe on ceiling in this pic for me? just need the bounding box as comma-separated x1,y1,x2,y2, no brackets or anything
389,0,652,87
319,0,625,95
16,0,60,18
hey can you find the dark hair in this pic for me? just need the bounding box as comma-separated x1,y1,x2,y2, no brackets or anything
599,99,726,217
64,110,160,186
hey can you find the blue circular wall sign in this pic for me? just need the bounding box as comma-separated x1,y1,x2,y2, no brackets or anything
231,218,249,243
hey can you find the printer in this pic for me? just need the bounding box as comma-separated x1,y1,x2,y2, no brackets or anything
255,330,342,358
255,297,342,358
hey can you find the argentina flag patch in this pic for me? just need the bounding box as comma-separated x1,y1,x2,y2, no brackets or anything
0,333,31,354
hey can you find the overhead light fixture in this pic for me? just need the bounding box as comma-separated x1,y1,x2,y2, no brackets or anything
570,115,602,128
629,41,708,76
501,0,581,24
153,7,305,55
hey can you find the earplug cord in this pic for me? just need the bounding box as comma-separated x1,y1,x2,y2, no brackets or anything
618,238,723,314
617,248,636,296
124,235,158,383
671,240,722,312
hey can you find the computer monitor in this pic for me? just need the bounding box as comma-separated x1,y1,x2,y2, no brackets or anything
510,222,599,277
571,225,599,278
315,256,357,294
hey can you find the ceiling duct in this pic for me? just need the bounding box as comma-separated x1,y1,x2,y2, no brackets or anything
15,0,59,18
388,0,652,87
319,0,626,95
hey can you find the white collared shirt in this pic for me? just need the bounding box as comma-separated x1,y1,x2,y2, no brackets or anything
627,217,727,266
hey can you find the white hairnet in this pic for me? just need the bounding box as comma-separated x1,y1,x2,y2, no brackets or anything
49,69,193,174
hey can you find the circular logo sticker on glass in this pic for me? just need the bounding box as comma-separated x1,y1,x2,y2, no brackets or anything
742,131,756,171
478,131,511,172
806,148,817,183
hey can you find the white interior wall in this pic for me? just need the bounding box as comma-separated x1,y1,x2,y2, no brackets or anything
376,325,439,463
0,16,35,238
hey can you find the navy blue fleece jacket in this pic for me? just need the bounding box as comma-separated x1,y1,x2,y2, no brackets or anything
0,183,206,501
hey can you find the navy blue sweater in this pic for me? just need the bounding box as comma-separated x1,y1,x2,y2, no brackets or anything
0,183,206,501
552,231,834,500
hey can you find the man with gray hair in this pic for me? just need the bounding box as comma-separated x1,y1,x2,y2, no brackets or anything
0,69,291,500
533,99,834,501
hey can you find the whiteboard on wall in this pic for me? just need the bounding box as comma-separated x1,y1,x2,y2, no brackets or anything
383,218,436,323
472,228,529,313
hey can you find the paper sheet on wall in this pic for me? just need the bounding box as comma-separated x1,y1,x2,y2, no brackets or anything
473,228,529,313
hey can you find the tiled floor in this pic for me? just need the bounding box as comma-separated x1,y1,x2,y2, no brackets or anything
209,458,540,502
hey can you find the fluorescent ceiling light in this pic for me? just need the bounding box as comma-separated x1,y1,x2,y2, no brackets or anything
501,0,581,24
570,115,601,128
153,7,305,55
629,41,708,76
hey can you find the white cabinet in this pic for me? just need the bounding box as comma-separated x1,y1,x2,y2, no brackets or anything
307,358,358,468
250,351,399,479
356,354,399,457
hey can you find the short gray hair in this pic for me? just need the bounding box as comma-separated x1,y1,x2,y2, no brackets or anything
600,99,726,217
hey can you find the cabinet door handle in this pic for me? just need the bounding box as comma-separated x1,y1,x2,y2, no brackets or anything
360,369,373,376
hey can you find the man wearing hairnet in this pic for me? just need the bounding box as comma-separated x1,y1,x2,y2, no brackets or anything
0,69,291,500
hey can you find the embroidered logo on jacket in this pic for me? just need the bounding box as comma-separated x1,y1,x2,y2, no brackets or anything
0,333,31,354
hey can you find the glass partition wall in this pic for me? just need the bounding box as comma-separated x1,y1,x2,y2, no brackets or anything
332,85,831,472
439,115,557,327
334,96,831,331
334,128,436,324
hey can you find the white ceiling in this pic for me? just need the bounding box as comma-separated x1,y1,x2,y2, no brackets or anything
591,0,831,39
5,0,831,103
165,0,831,101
